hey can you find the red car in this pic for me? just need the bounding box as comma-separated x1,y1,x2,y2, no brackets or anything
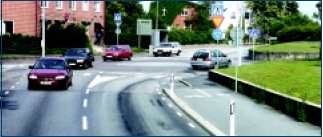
27,57,73,90
102,45,133,61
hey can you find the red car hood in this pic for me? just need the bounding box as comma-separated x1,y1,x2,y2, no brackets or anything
104,50,122,55
30,69,67,77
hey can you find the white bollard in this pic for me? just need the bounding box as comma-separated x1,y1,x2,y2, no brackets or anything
170,73,174,92
229,100,236,136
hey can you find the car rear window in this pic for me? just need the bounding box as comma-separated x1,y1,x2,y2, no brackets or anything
193,51,209,58
160,44,172,47
66,49,86,56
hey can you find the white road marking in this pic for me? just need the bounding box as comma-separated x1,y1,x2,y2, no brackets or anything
188,122,196,128
15,82,20,85
176,112,183,117
83,99,88,108
167,103,173,108
85,89,90,95
99,71,103,74
195,89,212,98
88,75,119,88
82,116,88,130
10,86,15,90
4,90,10,95
184,95,205,98
83,73,91,76
161,97,166,101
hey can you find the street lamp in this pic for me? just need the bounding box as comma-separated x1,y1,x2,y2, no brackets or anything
41,2,46,57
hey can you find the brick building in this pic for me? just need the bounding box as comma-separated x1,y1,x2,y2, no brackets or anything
172,7,196,30
2,1,105,43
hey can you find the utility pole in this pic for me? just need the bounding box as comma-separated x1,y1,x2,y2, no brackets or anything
41,4,46,57
155,0,159,47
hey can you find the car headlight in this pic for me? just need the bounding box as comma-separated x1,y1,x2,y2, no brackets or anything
29,74,37,79
55,75,66,80
77,59,84,63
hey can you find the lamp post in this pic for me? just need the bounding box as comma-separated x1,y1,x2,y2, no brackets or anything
41,4,46,57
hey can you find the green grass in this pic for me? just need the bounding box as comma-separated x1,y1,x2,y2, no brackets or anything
217,60,321,104
254,41,320,53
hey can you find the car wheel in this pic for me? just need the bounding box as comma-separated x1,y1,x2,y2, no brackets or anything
90,62,93,67
83,63,89,69
176,52,180,56
27,83,35,90
128,57,132,61
62,83,69,90
192,66,196,70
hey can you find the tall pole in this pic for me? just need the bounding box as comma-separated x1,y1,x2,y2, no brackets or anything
41,6,46,57
155,0,159,47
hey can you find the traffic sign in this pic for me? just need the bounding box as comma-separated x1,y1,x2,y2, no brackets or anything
211,29,222,41
114,12,122,23
137,19,152,36
249,29,260,39
213,16,224,28
210,1,224,16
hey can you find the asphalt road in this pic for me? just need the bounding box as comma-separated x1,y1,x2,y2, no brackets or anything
1,46,320,136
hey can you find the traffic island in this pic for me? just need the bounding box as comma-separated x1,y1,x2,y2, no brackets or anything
208,70,321,126
249,41,320,61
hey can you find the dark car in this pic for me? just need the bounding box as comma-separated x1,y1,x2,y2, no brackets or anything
191,49,231,70
27,57,73,90
102,45,133,61
64,48,94,69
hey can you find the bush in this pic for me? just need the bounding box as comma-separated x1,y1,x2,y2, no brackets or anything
168,29,213,45
46,23,92,52
277,24,321,42
2,34,41,54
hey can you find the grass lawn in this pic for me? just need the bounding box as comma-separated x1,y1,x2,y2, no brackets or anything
254,41,320,53
217,60,321,104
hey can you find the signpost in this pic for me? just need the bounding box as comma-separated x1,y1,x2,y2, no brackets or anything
249,29,260,61
114,12,122,45
210,1,224,69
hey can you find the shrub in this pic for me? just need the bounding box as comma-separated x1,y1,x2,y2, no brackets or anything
2,34,41,54
168,29,213,45
46,23,92,52
277,24,321,42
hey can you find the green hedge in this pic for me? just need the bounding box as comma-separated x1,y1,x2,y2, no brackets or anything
277,24,321,42
2,34,41,54
168,29,213,45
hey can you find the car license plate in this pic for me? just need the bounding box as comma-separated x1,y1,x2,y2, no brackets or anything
69,63,76,66
106,56,113,58
158,52,162,54
197,58,203,62
40,81,52,85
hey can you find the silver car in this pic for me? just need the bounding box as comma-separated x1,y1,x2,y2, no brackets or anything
191,49,231,69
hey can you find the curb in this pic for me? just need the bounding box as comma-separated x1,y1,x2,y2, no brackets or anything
208,70,321,126
162,88,225,136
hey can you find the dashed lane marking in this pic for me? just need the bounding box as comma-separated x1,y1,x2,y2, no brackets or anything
82,116,88,130
187,122,196,128
176,112,183,117
83,99,88,108
195,89,212,98
85,89,90,95
10,86,15,90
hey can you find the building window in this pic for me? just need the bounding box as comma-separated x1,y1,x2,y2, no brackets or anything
181,8,188,16
41,1,49,8
55,1,63,9
94,1,100,12
4,21,14,34
69,1,76,11
82,1,89,11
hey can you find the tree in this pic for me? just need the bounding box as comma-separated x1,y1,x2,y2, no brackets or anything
104,1,146,47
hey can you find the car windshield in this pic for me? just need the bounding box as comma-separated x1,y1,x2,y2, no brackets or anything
109,46,122,51
160,44,172,47
65,49,87,56
34,59,66,69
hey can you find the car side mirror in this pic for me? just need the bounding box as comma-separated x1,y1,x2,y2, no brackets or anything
29,65,34,69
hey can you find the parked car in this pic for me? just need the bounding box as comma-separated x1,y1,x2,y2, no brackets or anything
153,42,182,57
191,49,231,70
64,48,93,69
102,45,133,61
27,57,73,90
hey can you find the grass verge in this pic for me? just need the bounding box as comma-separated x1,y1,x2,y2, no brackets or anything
217,60,321,104
254,41,320,53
